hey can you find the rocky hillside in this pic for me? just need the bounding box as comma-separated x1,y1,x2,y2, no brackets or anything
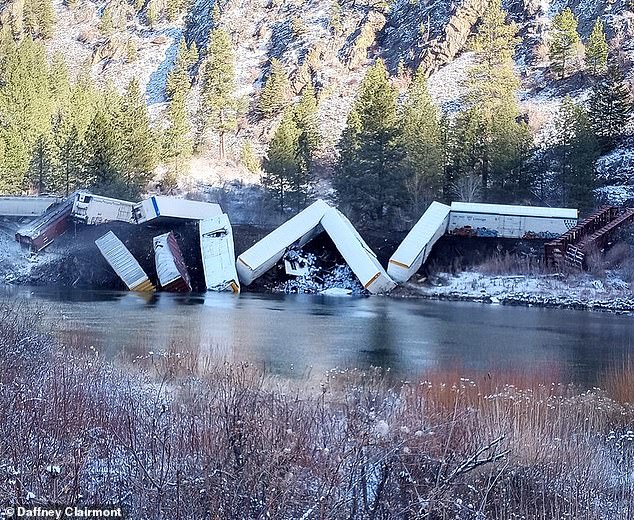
2,0,634,199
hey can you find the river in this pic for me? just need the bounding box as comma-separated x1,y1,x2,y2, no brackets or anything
2,286,633,386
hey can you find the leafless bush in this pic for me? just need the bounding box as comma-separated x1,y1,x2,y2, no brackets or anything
0,304,633,518
451,174,482,203
477,252,547,275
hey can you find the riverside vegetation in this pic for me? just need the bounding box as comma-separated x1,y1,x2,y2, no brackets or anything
1,301,633,519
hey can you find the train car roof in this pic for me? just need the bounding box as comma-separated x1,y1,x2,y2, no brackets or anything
450,202,578,219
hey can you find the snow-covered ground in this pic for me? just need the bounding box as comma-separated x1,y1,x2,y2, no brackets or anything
427,52,475,114
0,227,64,284
400,270,634,312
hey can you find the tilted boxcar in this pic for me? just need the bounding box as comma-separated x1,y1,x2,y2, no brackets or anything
95,231,155,292
153,232,192,292
134,196,222,224
15,194,77,251
388,201,451,283
448,203,578,240
71,192,136,225
200,214,240,293
236,199,330,286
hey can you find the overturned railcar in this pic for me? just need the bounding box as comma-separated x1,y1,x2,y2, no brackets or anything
71,192,136,225
153,232,192,292
236,200,330,286
388,201,451,283
448,203,578,240
320,208,396,294
199,214,240,293
236,200,395,295
95,231,155,292
134,196,222,224
15,193,78,251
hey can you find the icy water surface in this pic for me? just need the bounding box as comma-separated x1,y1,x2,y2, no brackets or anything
3,286,634,386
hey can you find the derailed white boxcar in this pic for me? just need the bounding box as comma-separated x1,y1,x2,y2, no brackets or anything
236,200,330,286
71,192,136,225
448,202,578,239
153,232,192,292
134,196,222,224
95,231,155,292
0,196,62,218
388,201,451,283
320,208,396,294
199,214,240,293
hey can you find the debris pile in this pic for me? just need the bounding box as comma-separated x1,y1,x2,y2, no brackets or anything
273,250,365,295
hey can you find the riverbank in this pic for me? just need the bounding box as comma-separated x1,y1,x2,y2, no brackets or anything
394,270,634,313
1,301,633,519
3,223,634,314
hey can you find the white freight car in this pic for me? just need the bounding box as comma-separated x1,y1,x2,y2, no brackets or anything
448,202,578,239
134,196,222,224
388,201,451,283
95,231,155,292
71,192,136,225
320,208,396,295
0,196,62,218
199,214,240,293
236,199,330,286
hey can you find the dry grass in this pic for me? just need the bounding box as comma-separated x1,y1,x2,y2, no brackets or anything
0,302,633,519
477,252,548,276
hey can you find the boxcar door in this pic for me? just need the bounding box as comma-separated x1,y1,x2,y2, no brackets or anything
501,215,523,238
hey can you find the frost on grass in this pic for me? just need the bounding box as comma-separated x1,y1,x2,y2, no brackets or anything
1,301,634,518
413,269,634,312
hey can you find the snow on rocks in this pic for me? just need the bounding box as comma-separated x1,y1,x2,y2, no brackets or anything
401,271,634,313
427,52,475,114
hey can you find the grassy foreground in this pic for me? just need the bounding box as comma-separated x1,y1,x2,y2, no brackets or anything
0,302,633,519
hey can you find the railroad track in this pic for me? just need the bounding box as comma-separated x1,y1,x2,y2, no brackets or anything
545,206,634,270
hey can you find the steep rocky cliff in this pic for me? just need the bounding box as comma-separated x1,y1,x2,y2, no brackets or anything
1,0,634,196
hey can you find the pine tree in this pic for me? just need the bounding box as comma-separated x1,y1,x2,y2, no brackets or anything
588,62,633,150
27,133,54,193
0,128,30,194
0,38,54,191
69,72,98,139
51,116,84,195
553,96,599,213
199,28,239,158
258,58,289,118
23,0,55,39
166,0,189,22
549,7,582,79
585,19,608,75
119,79,158,196
49,52,71,108
240,141,260,173
100,6,115,36
263,109,303,213
126,38,138,63
400,69,443,216
457,0,532,201
83,95,126,197
291,84,320,179
166,37,192,100
163,90,193,177
334,59,405,222
147,0,159,29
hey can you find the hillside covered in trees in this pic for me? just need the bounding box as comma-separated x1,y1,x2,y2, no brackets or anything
0,0,633,226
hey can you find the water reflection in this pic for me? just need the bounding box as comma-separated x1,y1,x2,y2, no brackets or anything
2,285,633,386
